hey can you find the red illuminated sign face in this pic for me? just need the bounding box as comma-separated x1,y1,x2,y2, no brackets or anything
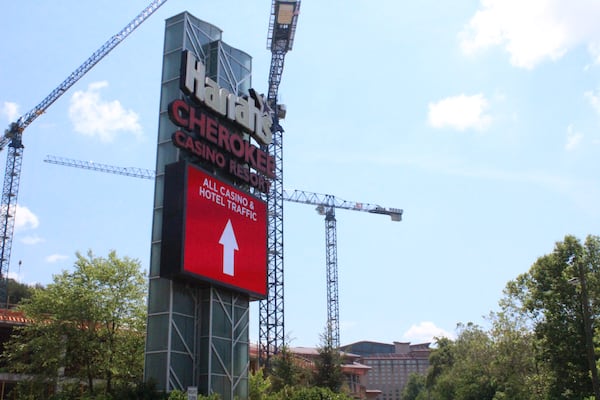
160,162,267,299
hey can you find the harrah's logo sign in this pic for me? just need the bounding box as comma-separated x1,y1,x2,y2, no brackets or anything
167,51,275,193
180,50,272,146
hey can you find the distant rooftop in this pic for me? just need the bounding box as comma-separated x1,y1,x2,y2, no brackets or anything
340,340,431,357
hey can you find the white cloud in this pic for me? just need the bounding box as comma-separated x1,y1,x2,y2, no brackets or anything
588,42,600,65
21,235,45,245
585,89,600,114
69,81,142,142
403,321,454,344
460,0,600,69
1,101,20,122
45,254,69,264
14,205,39,232
7,271,24,282
566,124,584,151
428,94,491,131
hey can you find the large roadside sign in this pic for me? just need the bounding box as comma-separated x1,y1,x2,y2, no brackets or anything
160,161,267,299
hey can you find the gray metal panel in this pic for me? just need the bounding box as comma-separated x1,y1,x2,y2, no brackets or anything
145,12,253,396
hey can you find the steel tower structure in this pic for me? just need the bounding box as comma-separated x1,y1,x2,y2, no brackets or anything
0,0,168,306
261,0,301,366
143,12,258,395
283,190,402,348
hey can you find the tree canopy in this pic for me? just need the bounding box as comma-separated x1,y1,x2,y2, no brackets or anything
2,250,147,399
313,337,345,393
420,235,600,400
503,234,600,399
6,278,41,306
2,235,598,400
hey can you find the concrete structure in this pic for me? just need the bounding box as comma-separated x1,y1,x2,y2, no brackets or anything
340,341,431,400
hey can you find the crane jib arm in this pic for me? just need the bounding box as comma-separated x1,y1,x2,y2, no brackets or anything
0,0,169,305
2,0,168,143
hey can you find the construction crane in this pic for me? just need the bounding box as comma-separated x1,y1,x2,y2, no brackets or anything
43,155,403,349
282,191,402,348
0,0,168,306
262,0,301,366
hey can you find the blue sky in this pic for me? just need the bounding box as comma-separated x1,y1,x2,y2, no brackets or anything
2,0,600,348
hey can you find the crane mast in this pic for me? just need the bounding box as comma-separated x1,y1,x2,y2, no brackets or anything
0,0,168,306
261,0,301,367
283,190,402,348
43,156,403,350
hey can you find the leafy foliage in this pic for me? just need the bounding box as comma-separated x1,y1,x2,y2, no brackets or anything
249,368,275,400
503,235,600,399
3,235,598,400
275,386,351,400
313,334,344,393
2,250,147,399
426,324,496,400
269,345,312,391
402,373,427,400
167,390,220,400
422,235,600,400
253,350,351,399
6,278,41,306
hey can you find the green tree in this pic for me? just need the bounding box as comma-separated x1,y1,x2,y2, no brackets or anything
426,324,496,400
313,335,344,393
424,235,600,400
426,336,454,392
503,235,600,399
450,323,496,400
486,309,543,399
426,336,456,400
2,250,147,399
275,386,352,400
6,278,40,306
426,314,545,400
249,368,275,400
269,345,312,391
167,390,219,400
402,373,427,400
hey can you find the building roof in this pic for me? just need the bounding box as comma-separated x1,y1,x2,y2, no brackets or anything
290,346,360,358
340,340,432,358
0,309,28,325
342,340,390,348
342,362,371,370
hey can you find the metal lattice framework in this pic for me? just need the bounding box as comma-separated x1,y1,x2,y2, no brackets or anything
259,0,301,367
0,139,23,306
142,13,256,394
260,127,285,366
0,0,168,306
283,189,402,348
44,155,155,180
324,205,339,348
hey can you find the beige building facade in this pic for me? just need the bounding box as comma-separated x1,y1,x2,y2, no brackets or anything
340,341,431,400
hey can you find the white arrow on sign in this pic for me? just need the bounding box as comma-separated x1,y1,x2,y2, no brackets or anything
219,219,239,276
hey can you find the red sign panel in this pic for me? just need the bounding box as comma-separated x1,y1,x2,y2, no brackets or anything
160,162,267,299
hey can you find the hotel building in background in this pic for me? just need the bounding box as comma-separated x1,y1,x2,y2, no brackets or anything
340,341,431,400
